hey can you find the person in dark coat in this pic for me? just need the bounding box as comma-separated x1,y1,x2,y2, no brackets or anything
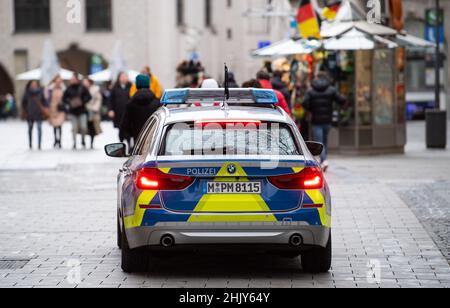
303,72,346,171
109,72,132,144
63,74,92,150
227,72,239,88
120,75,160,144
271,71,292,110
22,80,47,150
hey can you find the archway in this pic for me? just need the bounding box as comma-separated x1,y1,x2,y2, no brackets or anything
0,64,15,95
58,43,108,76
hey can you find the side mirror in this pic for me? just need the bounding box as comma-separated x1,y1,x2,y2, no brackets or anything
306,141,324,157
105,143,128,158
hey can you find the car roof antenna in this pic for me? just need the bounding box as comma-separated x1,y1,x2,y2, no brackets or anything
222,63,230,112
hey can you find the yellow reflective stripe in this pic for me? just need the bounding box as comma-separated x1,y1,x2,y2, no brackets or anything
305,190,331,228
158,168,171,174
124,190,158,229
188,163,277,222
292,167,304,174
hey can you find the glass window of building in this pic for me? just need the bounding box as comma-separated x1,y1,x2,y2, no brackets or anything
177,0,185,26
86,0,112,31
14,0,51,32
205,0,212,27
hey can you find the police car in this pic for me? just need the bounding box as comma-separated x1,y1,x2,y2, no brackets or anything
105,88,332,273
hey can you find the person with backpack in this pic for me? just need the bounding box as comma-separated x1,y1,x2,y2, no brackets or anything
303,72,346,171
63,74,92,150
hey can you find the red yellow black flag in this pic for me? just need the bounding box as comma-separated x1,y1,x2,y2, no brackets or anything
297,0,321,39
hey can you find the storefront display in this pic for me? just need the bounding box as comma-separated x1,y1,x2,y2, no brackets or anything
373,49,395,125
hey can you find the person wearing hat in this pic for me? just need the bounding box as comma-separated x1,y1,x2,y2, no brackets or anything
120,74,161,146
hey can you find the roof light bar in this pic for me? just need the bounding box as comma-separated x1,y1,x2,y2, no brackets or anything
160,88,278,105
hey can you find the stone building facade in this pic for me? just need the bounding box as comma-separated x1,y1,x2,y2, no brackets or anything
0,0,292,97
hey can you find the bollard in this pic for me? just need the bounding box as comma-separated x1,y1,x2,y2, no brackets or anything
426,110,447,149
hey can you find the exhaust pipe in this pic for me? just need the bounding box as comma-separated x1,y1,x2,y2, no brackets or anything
289,234,303,247
161,235,175,248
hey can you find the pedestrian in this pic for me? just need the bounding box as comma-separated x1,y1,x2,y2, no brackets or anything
121,74,161,143
0,95,6,120
257,71,292,116
227,72,239,88
303,72,346,172
46,76,66,149
21,80,48,150
63,74,92,150
129,66,163,99
83,78,103,149
271,71,292,110
109,72,132,146
241,79,261,89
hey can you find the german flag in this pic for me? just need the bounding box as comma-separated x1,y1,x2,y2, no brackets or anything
297,0,321,39
323,1,341,21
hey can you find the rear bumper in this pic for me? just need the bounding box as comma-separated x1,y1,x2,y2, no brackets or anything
126,222,330,250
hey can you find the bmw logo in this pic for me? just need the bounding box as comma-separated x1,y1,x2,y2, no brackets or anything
227,164,237,175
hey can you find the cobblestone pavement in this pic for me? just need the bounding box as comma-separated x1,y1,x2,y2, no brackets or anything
0,120,449,288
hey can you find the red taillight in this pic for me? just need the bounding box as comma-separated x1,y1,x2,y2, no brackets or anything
136,169,194,191
268,167,324,190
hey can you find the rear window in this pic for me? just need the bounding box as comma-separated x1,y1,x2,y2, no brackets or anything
159,122,301,156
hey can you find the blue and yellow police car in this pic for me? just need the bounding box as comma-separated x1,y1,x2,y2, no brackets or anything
105,88,332,273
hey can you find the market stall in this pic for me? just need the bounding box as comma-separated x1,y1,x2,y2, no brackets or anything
251,0,434,155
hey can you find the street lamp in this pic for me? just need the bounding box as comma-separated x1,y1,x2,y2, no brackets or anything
435,0,441,110
426,0,447,149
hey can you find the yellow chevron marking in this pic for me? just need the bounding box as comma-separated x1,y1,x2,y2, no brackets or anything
124,190,158,229
188,163,277,222
305,189,331,228
158,168,171,174
292,167,305,174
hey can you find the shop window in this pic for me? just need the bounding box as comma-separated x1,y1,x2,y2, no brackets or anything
373,49,395,125
177,0,185,26
205,0,212,27
86,0,112,31
14,0,51,33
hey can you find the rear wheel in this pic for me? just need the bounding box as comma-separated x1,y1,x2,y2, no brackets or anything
121,229,150,273
117,214,122,249
301,235,332,273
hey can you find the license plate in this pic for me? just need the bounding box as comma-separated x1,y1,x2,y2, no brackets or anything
206,182,262,194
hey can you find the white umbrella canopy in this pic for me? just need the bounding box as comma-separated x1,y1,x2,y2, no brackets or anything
16,68,80,81
324,28,398,50
40,39,60,85
396,34,436,48
89,68,140,83
252,39,319,57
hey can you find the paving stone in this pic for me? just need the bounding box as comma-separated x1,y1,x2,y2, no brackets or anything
0,121,449,288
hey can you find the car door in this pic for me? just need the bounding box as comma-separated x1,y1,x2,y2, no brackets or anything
120,116,161,220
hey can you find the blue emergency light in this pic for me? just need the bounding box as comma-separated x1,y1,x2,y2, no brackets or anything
161,88,278,105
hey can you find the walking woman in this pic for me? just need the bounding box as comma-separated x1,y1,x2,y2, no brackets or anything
22,80,48,150
83,78,103,149
46,76,66,149
109,72,131,145
63,74,92,150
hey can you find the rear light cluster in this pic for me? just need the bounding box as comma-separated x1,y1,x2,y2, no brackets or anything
268,167,324,190
136,168,194,191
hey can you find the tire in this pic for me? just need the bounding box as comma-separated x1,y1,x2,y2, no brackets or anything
117,214,122,250
301,235,332,273
121,229,150,273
